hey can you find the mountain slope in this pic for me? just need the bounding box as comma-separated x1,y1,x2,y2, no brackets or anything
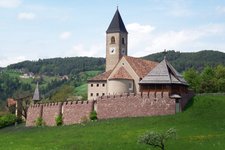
7,57,105,76
143,50,225,72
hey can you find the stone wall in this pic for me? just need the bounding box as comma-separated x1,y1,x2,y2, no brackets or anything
42,102,62,126
96,92,176,119
26,104,43,126
63,101,94,125
26,92,194,126
26,100,94,127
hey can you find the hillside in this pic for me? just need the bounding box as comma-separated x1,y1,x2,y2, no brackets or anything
143,50,225,72
3,50,225,75
7,57,105,76
0,94,225,150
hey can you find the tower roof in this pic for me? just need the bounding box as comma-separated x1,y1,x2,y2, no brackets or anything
32,82,40,101
106,9,128,33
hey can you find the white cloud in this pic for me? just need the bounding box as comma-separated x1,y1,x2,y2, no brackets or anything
17,12,35,20
126,23,225,57
216,6,225,14
0,56,26,67
127,23,155,54
59,32,72,40
66,43,104,57
0,0,22,8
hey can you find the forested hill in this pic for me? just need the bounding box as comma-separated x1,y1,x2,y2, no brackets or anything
143,50,225,72
7,57,105,76
5,50,225,74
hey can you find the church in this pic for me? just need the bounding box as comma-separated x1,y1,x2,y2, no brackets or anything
88,9,188,100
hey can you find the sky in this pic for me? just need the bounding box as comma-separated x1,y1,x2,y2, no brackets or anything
0,0,225,67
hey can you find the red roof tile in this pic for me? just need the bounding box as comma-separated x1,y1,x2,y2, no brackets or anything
88,70,112,81
124,56,158,78
109,67,133,80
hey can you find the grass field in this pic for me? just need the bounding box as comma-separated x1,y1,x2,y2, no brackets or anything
0,94,225,150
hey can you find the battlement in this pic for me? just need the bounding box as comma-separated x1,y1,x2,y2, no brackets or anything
30,104,43,108
26,92,193,126
97,92,170,100
62,100,93,105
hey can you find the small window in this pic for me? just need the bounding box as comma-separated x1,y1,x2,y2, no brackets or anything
122,63,125,66
122,38,125,44
97,84,99,87
102,84,105,87
96,93,99,96
102,93,105,96
129,82,133,90
111,36,115,44
90,93,93,96
91,84,93,87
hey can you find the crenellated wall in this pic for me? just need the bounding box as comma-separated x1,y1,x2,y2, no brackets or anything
26,104,43,126
62,101,94,125
26,92,194,126
96,92,176,119
42,102,62,126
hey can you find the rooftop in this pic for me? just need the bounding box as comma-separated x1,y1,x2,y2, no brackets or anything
139,58,188,85
106,9,128,34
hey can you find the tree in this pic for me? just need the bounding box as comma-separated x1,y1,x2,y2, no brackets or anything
138,128,176,150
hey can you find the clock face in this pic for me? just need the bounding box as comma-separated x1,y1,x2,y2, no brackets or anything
110,47,116,54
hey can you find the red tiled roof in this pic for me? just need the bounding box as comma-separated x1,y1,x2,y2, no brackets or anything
109,67,133,80
7,98,16,107
124,56,158,78
88,70,112,81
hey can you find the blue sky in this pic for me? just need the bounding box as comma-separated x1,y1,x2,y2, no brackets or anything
0,0,225,67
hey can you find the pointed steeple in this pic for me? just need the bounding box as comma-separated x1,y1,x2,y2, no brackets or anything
106,9,128,33
32,82,40,101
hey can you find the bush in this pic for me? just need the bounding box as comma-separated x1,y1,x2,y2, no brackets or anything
0,114,18,128
89,110,97,121
55,114,63,126
138,128,176,150
35,117,43,126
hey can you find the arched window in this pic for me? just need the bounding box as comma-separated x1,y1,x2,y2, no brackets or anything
111,36,115,44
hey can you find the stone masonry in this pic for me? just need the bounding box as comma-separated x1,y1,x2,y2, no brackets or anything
26,92,194,126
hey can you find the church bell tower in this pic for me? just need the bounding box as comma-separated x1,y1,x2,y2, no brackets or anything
105,8,128,71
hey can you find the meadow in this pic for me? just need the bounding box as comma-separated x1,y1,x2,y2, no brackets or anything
0,94,225,150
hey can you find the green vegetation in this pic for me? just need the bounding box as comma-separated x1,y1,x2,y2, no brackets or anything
55,115,63,126
0,95,225,150
0,114,18,128
143,50,225,72
35,117,44,127
7,57,105,76
138,128,176,150
184,65,225,93
89,110,97,121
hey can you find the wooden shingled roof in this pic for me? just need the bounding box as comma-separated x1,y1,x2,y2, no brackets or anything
139,58,188,85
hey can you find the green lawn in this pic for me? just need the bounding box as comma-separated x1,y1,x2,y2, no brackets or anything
0,94,225,150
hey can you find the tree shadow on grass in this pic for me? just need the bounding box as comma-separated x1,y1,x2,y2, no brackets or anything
183,96,195,111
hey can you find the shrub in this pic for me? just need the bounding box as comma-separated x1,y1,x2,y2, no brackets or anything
35,117,43,127
55,114,63,126
0,114,18,128
89,110,97,121
138,128,176,150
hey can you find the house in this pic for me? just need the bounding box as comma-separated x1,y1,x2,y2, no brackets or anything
87,8,188,100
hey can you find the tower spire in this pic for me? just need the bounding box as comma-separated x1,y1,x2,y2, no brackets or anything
106,8,128,33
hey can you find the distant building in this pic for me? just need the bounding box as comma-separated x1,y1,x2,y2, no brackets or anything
20,72,34,79
88,8,188,100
